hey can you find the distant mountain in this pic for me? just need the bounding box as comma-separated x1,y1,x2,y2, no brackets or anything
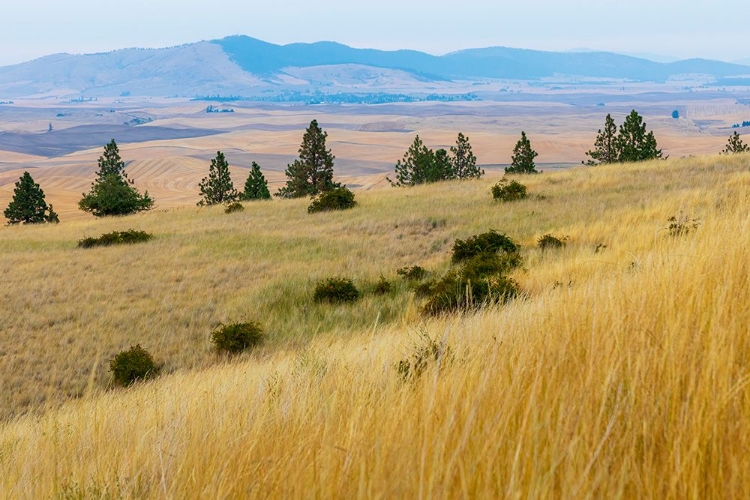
1,35,749,98
620,52,680,64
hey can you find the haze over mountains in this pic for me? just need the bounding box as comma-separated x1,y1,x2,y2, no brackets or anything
1,35,749,98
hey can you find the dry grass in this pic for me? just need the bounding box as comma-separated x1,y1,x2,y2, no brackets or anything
2,154,750,498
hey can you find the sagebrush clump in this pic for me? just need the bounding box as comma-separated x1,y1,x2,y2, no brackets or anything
537,234,567,250
421,254,520,315
491,178,528,202
210,322,265,354
307,187,357,213
78,229,153,248
314,278,360,303
110,344,159,387
397,265,430,281
373,276,392,295
420,231,523,315
451,230,521,264
224,201,245,214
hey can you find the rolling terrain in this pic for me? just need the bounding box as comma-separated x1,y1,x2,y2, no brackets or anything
1,154,750,497
2,93,750,222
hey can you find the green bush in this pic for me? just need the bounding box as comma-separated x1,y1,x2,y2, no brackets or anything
422,266,519,315
224,201,245,214
491,178,528,202
78,229,153,248
451,230,521,265
397,265,430,281
537,234,567,250
421,253,520,315
308,187,357,214
110,344,159,387
373,276,392,295
210,322,265,354
313,278,360,303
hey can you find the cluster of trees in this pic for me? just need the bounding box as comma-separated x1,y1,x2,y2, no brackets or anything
388,133,484,186
584,111,664,165
197,153,271,206
198,120,342,205
4,111,750,225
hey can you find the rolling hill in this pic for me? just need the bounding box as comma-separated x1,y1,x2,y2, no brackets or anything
0,35,749,98
2,155,750,497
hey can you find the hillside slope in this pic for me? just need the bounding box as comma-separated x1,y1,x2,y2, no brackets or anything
2,155,750,497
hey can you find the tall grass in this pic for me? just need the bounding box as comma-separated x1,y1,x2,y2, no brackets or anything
1,154,750,497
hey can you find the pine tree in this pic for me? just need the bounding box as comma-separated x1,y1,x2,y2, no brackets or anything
430,148,456,182
617,110,664,162
451,132,482,179
277,120,339,198
722,131,749,154
584,114,619,165
506,132,539,174
198,151,238,206
242,162,271,200
79,139,154,217
388,135,433,186
4,171,59,224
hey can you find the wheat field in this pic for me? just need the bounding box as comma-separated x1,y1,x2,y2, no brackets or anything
1,155,750,498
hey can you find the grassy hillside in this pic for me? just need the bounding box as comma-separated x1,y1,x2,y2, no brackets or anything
2,155,750,497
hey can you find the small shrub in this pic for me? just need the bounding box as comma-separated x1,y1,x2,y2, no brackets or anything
210,322,265,354
307,187,357,214
451,230,521,265
422,253,521,315
397,265,430,281
313,278,360,303
78,229,153,248
667,214,700,237
224,201,245,214
537,234,567,250
110,344,158,387
422,271,519,316
491,178,528,202
373,276,392,295
397,332,453,381
413,279,438,297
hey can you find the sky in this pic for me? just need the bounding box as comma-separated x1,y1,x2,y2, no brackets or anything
1,0,748,66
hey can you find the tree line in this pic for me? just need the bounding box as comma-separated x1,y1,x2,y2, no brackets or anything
3,111,750,224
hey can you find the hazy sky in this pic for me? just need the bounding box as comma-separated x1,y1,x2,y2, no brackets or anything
1,0,748,66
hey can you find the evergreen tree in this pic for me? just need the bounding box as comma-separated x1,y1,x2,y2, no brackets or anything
451,132,483,179
506,131,539,174
198,151,238,206
617,110,663,162
277,120,338,198
430,148,456,182
242,162,271,200
4,171,59,224
79,139,154,217
388,135,433,186
584,114,619,165
722,131,749,154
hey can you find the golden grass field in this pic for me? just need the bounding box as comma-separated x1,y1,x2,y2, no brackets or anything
1,152,750,497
